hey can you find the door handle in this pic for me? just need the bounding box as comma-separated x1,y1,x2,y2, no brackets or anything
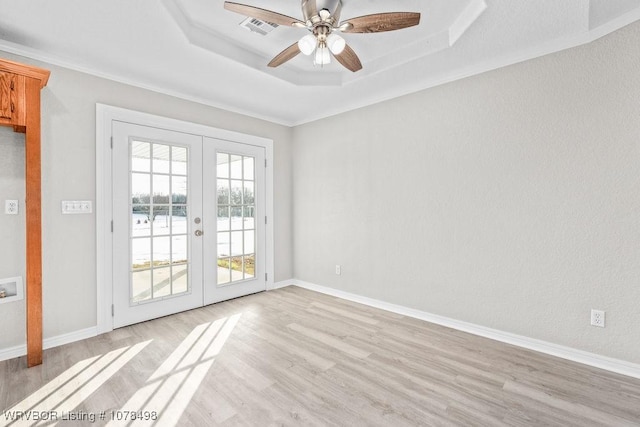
195,230,203,237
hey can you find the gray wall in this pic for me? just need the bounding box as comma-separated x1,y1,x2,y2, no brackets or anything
292,21,640,364
0,51,293,350
0,127,26,347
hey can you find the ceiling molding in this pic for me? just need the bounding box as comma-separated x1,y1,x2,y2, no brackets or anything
0,40,296,126
450,0,488,45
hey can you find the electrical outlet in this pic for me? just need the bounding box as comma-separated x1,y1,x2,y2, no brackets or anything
591,309,605,328
335,265,341,275
4,200,18,215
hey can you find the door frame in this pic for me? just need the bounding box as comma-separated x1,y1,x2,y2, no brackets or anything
96,104,274,335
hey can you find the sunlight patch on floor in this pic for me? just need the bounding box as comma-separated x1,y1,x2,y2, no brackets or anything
108,313,242,427
0,341,151,427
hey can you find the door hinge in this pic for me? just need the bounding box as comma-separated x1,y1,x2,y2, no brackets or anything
110,137,113,149
111,220,113,232
265,159,267,168
265,216,267,225
265,273,268,281
111,304,114,317
10,80,14,90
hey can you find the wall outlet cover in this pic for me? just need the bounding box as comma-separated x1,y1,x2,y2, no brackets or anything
4,200,18,215
61,200,93,214
591,309,605,328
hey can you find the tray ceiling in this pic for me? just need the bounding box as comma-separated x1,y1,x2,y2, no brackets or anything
0,0,638,125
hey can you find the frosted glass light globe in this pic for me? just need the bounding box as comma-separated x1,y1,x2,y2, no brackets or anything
314,46,331,65
326,33,346,55
298,34,317,56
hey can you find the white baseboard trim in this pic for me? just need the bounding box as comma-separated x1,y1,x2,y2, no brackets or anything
292,279,640,380
0,327,98,363
268,280,294,291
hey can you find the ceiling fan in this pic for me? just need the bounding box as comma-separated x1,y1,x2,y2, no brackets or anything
224,0,421,72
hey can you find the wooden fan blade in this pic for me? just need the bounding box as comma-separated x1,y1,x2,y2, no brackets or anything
334,44,362,72
224,2,304,27
268,42,301,68
341,12,420,33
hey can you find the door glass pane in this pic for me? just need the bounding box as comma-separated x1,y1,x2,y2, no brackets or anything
153,144,170,174
230,256,243,281
131,235,152,299
132,238,151,270
217,206,230,232
244,230,255,254
153,175,170,204
172,147,187,175
217,232,230,258
230,180,243,205
153,236,171,267
230,155,242,179
132,141,151,172
132,206,151,237
243,206,255,230
216,151,257,285
154,267,172,298
244,255,255,279
217,258,231,285
172,264,188,294
243,157,254,180
172,236,187,265
217,153,229,179
217,181,229,205
130,141,191,304
152,206,171,236
132,270,152,303
230,231,243,256
172,207,187,234
244,182,254,205
172,176,187,204
230,206,243,231
132,173,150,203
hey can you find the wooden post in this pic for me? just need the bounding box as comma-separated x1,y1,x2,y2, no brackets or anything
25,77,43,367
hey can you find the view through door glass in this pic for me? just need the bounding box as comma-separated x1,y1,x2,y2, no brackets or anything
131,141,190,302
203,138,265,305
216,153,256,285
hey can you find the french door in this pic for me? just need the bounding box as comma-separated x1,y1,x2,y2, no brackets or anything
112,121,266,328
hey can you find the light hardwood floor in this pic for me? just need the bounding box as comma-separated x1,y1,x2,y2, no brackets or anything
1,286,640,426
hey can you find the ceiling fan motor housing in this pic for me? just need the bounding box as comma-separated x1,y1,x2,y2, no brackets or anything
302,0,342,25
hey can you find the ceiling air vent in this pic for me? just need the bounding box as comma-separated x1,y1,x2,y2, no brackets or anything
239,17,279,36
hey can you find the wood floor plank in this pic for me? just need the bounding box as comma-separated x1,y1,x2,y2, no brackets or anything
1,286,640,426
286,323,372,359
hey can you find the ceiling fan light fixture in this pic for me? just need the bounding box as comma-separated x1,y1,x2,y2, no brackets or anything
326,33,345,54
298,34,317,55
224,0,421,72
314,45,331,65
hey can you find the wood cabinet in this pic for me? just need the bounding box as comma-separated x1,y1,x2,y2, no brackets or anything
0,71,26,128
0,58,49,367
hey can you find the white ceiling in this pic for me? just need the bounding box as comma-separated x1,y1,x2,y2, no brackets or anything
0,0,639,126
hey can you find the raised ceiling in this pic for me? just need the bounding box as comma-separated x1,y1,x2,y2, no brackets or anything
0,0,638,125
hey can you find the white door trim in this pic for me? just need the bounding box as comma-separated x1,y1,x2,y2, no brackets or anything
96,104,274,335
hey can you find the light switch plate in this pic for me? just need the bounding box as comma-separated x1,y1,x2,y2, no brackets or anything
5,200,18,215
61,200,93,214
